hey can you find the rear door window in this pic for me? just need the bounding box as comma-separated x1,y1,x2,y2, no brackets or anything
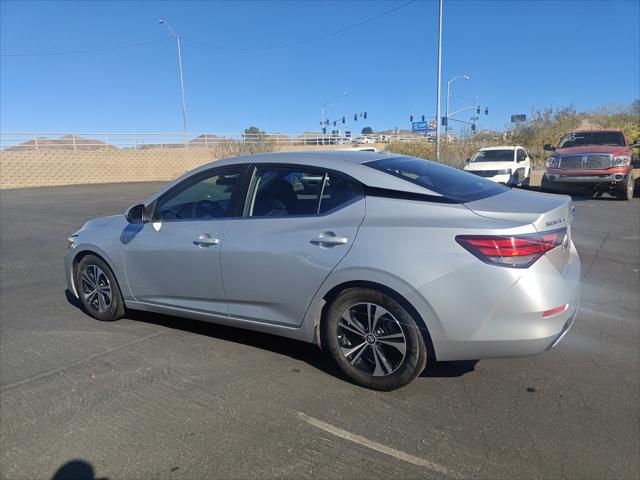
366,156,507,203
319,174,364,213
246,167,324,217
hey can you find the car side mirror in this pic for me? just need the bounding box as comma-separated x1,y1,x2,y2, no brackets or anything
126,204,148,224
543,144,556,152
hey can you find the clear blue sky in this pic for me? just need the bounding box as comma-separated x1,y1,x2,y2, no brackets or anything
1,0,638,135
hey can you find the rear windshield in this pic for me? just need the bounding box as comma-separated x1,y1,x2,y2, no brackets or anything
366,156,507,203
471,149,514,162
558,131,625,148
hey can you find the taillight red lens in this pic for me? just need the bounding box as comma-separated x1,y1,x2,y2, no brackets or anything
456,228,566,268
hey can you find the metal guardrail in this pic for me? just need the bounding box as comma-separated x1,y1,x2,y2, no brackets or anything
0,132,434,151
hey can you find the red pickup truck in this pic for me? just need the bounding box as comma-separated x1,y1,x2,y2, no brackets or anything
541,129,638,200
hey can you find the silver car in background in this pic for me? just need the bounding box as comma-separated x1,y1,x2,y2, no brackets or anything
65,151,580,390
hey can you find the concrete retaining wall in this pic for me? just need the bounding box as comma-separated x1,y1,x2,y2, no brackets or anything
0,145,344,189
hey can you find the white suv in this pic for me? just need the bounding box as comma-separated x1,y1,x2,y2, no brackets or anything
464,146,531,187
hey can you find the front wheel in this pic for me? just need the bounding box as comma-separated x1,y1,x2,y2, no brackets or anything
615,174,635,200
321,288,427,391
540,175,557,193
75,254,125,321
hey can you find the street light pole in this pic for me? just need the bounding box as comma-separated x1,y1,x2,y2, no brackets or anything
159,19,188,146
445,74,470,139
435,0,443,162
320,92,348,143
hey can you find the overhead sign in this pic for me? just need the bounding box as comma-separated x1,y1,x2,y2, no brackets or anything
412,121,436,132
511,114,527,123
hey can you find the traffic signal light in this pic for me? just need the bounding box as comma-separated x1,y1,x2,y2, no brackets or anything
363,112,367,119
484,107,489,115
322,127,326,134
333,121,336,126
441,116,448,126
471,123,476,132
476,107,481,114
342,116,345,124
354,114,357,121
325,119,329,126
410,115,413,122
421,115,425,122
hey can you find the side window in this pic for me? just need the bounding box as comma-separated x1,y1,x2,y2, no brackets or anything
153,168,242,221
247,167,324,217
319,174,364,213
517,149,527,162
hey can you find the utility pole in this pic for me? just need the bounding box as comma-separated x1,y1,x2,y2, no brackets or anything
435,0,443,162
159,19,188,146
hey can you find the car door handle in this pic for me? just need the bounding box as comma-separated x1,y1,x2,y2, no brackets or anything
310,233,349,247
193,234,220,247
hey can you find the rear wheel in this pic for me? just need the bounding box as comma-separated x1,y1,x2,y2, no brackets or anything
321,288,427,391
75,254,125,321
615,174,634,200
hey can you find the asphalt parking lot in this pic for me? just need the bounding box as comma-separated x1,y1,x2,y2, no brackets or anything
1,182,638,480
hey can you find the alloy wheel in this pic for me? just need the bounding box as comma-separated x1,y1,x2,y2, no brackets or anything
80,264,112,313
337,302,407,376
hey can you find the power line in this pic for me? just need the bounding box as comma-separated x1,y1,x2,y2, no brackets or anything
183,0,415,52
1,1,415,58
1,39,170,57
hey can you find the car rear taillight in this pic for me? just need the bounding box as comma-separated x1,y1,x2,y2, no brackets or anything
455,228,567,268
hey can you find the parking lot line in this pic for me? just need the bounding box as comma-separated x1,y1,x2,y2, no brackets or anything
296,412,454,477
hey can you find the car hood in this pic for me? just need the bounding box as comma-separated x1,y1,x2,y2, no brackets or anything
554,145,628,156
464,188,574,232
81,214,121,230
464,161,514,171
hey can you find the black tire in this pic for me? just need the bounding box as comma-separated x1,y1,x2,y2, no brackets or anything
321,287,427,391
75,254,125,321
615,174,634,200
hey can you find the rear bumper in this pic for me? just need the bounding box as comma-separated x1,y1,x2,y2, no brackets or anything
421,240,581,361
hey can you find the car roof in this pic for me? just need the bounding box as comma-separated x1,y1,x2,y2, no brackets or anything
478,145,521,151
569,128,623,134
144,150,443,205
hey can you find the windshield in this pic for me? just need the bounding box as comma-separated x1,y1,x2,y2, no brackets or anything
366,156,507,203
558,131,625,148
471,149,514,162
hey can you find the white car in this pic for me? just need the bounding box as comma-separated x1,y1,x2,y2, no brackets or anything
356,136,376,145
464,146,531,187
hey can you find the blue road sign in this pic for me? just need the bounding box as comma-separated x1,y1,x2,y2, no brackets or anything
412,121,428,132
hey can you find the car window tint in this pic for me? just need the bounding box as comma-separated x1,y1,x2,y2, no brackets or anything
471,150,514,162
517,149,526,161
319,174,363,213
248,167,324,217
366,156,507,203
154,169,241,221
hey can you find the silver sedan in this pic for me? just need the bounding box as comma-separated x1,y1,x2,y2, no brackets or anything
65,151,581,390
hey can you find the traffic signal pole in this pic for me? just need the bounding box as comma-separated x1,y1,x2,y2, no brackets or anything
435,0,443,162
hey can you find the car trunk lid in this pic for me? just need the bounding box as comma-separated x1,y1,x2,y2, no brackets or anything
463,188,575,232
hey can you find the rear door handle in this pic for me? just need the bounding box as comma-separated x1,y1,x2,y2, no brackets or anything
310,232,349,247
193,234,220,247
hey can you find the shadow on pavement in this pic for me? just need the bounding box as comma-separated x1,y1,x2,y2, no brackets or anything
421,360,478,378
51,460,108,480
65,290,477,383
